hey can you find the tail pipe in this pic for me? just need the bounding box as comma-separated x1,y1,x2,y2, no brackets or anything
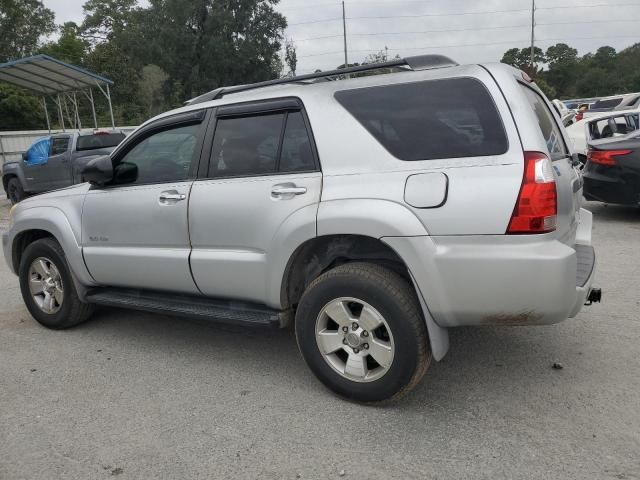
585,288,602,306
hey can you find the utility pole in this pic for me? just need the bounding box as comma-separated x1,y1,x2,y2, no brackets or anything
342,1,349,76
530,0,536,70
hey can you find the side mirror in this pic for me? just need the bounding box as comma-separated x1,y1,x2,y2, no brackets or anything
113,161,138,184
82,155,113,186
21,152,28,161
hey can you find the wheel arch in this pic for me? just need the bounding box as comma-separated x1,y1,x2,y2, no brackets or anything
11,229,55,272
8,207,95,291
280,233,450,361
280,234,409,309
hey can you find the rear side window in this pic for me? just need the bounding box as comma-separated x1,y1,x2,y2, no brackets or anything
334,78,508,161
280,111,316,172
520,85,569,161
209,110,316,178
50,137,70,155
209,113,284,177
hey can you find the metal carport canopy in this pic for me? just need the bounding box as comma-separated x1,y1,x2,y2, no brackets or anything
0,54,115,130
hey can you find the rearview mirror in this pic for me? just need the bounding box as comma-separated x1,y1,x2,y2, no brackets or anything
82,155,113,186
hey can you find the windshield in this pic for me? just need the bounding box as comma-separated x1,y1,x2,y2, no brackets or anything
590,98,623,111
76,133,126,151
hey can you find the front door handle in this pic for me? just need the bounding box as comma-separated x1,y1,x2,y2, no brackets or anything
159,190,187,203
271,184,307,198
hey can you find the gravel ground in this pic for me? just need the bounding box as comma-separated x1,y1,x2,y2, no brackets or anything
0,187,638,480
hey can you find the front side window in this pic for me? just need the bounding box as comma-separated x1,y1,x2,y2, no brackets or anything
113,124,200,185
50,137,70,155
334,78,508,161
208,109,316,178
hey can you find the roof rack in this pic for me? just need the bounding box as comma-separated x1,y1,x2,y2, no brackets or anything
185,54,458,106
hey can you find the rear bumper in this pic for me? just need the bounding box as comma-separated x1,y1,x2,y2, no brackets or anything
569,244,596,317
383,209,596,327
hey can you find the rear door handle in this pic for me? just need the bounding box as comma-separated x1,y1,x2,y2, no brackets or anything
271,184,307,197
159,191,187,203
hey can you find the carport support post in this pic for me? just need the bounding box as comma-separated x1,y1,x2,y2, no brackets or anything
72,91,82,130
89,88,98,129
56,94,66,132
0,136,5,165
106,84,115,129
42,96,51,132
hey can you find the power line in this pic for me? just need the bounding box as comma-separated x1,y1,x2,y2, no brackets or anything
286,2,640,26
292,17,639,43
288,7,533,26
538,18,640,26
347,8,531,20
288,17,342,26
294,23,533,42
537,2,640,9
298,33,640,58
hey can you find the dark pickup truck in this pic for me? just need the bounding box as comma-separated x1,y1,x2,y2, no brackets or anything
2,131,126,204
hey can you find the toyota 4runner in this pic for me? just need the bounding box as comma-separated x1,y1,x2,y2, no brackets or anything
2,55,600,402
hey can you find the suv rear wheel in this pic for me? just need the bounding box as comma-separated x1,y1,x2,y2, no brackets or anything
7,177,25,205
19,238,94,329
295,262,431,403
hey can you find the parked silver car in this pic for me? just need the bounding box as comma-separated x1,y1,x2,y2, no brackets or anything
2,55,600,402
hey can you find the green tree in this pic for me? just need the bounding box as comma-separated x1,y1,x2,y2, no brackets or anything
0,84,43,130
40,22,89,65
81,0,138,43
138,64,169,117
533,77,556,100
0,0,56,61
501,46,545,74
81,0,148,124
141,0,287,98
543,43,579,98
284,39,297,77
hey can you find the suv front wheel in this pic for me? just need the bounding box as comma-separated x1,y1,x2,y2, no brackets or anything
295,262,431,403
19,238,94,329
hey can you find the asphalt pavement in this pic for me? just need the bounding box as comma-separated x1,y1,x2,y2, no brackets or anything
0,188,638,479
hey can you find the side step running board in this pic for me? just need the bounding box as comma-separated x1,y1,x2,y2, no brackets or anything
86,288,286,327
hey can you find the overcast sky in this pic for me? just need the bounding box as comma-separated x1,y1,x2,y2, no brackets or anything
44,0,639,73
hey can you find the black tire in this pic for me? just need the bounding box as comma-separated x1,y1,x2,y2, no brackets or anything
7,177,25,205
295,262,431,403
19,238,94,329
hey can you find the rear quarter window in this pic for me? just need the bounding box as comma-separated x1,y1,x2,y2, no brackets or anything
520,85,569,161
334,77,508,161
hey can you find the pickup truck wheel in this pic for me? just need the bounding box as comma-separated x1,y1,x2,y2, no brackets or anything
19,238,94,330
7,177,25,204
295,262,431,403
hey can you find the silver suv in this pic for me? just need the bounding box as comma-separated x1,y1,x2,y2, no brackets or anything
2,56,599,402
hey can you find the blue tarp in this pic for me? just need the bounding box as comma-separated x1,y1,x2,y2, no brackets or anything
25,137,51,165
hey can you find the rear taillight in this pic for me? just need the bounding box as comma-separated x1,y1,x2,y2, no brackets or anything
575,112,584,122
587,149,631,166
507,152,557,234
